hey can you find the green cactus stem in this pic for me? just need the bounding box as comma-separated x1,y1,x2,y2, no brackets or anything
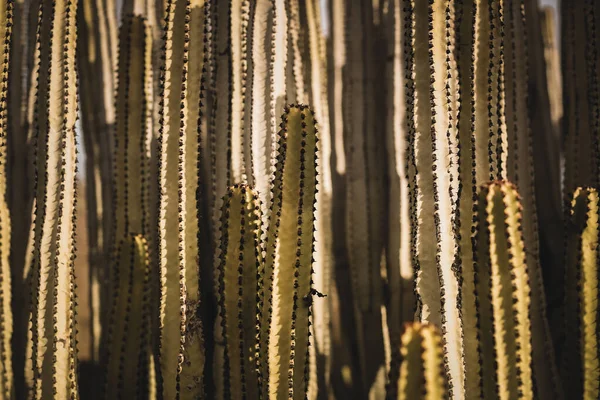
157,0,207,398
473,181,533,400
387,323,448,400
103,234,151,399
216,184,262,400
562,187,600,400
0,1,13,398
262,104,317,399
28,0,80,398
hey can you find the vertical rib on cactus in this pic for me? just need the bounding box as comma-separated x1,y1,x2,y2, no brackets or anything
428,0,464,395
454,0,480,396
28,0,79,398
302,0,332,396
387,323,448,400
216,184,261,400
0,2,12,397
157,0,206,398
264,105,317,399
562,187,599,400
103,234,151,399
473,181,533,400
249,0,273,214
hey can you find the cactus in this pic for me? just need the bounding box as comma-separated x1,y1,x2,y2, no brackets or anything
103,234,152,399
473,181,533,399
157,0,207,398
387,323,448,400
215,184,262,400
77,0,119,362
561,187,600,400
27,0,80,398
262,104,318,399
0,1,12,398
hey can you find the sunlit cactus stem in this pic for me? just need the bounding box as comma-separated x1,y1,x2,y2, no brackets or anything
473,181,533,400
263,104,318,399
216,184,262,400
157,0,207,398
27,0,80,398
103,234,152,399
387,323,448,400
562,187,600,400
0,1,13,398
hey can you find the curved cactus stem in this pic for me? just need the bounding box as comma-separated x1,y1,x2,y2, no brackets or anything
388,323,448,400
28,0,80,398
157,0,207,398
263,105,317,399
103,234,151,399
0,1,13,398
562,187,600,400
473,181,533,400
216,184,262,400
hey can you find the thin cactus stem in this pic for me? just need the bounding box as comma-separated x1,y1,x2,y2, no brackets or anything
157,0,207,398
473,181,533,400
562,187,600,400
216,184,262,400
28,0,80,398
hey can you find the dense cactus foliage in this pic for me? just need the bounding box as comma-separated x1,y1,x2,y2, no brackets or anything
0,0,596,399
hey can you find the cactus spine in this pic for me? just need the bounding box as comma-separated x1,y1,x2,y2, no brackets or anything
157,0,207,398
562,187,600,400
216,184,262,400
104,234,151,399
28,0,80,398
263,105,317,399
0,1,12,398
387,323,448,400
473,181,533,400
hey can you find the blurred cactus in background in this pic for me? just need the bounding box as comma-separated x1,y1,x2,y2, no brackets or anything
0,0,596,399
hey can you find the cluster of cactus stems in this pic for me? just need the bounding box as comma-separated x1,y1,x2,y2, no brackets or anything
0,0,597,399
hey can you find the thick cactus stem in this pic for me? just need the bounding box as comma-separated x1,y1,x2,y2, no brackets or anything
28,0,80,398
264,104,318,400
103,234,151,399
562,187,600,400
157,0,207,398
216,184,262,400
473,181,533,400
387,323,448,400
0,1,12,398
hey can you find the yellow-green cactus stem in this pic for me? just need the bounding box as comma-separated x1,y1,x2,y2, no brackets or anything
157,0,207,398
387,323,448,400
0,1,13,398
263,104,317,399
28,0,80,398
562,187,600,400
103,234,151,399
473,181,533,400
216,184,262,400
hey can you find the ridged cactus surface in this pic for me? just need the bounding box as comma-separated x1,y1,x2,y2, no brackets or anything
387,323,448,400
562,187,600,400
473,181,533,400
27,0,80,398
